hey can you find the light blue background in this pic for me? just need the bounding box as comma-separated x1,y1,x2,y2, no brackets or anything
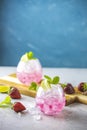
0,0,87,67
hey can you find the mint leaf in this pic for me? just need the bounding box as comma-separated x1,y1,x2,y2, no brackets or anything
44,75,52,81
44,75,52,84
31,82,37,87
27,51,36,60
27,51,34,59
52,76,60,84
29,82,38,91
0,96,13,108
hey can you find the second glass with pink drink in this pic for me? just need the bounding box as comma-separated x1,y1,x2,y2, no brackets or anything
36,76,65,116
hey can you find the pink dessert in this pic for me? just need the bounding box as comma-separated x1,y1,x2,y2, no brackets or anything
36,84,65,116
16,52,42,85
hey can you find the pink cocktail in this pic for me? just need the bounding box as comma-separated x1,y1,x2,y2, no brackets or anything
16,52,42,85
36,85,65,116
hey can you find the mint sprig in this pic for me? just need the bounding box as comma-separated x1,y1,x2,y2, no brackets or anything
52,76,60,84
29,82,38,91
44,75,60,84
40,75,60,91
21,51,36,62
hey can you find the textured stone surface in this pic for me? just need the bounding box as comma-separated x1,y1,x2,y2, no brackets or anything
0,94,87,130
0,67,87,130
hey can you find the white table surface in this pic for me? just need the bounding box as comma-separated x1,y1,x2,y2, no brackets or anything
0,67,87,130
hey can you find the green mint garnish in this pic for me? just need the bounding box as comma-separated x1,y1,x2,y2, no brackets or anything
29,82,38,91
41,75,60,90
0,96,13,108
21,51,36,62
27,51,34,59
44,75,60,84
52,76,60,84
44,75,52,83
83,83,87,91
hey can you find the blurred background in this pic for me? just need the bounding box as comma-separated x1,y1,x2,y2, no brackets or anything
0,0,87,68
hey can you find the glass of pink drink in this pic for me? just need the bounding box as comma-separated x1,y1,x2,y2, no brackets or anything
36,84,65,116
16,52,42,85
